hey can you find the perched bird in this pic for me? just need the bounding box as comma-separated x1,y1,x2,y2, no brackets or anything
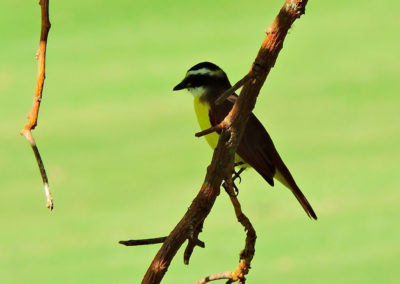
173,62,317,219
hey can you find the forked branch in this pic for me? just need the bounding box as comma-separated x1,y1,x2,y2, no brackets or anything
20,0,53,210
196,179,256,284
184,220,205,265
141,1,309,282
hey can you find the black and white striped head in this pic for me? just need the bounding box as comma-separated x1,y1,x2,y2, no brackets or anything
173,62,231,97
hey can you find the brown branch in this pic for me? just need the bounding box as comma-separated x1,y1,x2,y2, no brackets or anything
197,179,256,284
119,236,205,248
20,0,53,210
215,74,254,105
141,1,309,282
226,178,257,283
195,272,233,284
184,220,205,265
195,122,226,138
119,237,168,246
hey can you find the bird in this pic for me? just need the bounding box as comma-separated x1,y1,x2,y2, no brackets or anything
173,62,317,220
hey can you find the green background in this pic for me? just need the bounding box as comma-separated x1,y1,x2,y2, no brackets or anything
1,0,399,283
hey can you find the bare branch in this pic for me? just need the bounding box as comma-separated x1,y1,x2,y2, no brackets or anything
195,272,233,284
215,74,254,105
195,122,225,138
224,177,257,283
199,179,257,284
141,1,309,282
20,0,53,210
119,237,168,246
119,236,205,248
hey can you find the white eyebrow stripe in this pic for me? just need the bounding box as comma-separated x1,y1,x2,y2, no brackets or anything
187,68,224,76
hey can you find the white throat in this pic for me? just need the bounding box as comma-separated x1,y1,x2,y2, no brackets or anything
187,87,206,98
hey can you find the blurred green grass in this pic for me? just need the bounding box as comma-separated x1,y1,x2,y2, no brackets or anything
0,0,399,283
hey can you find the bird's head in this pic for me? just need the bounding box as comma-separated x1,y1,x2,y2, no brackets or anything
173,62,231,98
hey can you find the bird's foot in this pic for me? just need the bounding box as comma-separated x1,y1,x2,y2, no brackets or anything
222,165,245,197
234,161,245,167
232,172,242,184
232,167,245,184
222,180,239,197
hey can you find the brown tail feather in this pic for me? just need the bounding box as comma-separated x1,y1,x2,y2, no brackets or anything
274,167,317,220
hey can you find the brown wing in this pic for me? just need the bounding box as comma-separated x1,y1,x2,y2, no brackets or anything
209,95,276,185
236,113,277,186
209,94,317,219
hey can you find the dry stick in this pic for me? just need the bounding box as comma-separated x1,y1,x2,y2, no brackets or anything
215,74,254,105
142,1,309,283
226,178,256,283
195,122,224,138
119,237,205,248
196,179,256,284
20,0,52,210
195,272,233,284
120,237,169,246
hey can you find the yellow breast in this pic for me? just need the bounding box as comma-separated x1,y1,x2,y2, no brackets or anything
193,96,248,168
193,96,219,149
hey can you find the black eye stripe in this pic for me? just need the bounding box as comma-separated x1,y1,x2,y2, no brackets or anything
185,74,216,87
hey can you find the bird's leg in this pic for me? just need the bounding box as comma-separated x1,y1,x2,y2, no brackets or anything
222,179,239,197
233,162,245,183
233,167,245,184
234,161,245,167
222,163,245,197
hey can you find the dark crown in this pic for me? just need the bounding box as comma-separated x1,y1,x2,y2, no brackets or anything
188,62,222,72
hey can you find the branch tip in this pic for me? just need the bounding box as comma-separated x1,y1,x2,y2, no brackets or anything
195,123,224,137
215,74,253,105
119,236,205,249
119,237,167,246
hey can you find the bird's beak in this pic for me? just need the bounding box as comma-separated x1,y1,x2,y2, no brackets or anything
173,77,189,91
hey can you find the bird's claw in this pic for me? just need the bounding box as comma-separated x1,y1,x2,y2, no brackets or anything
232,167,245,184
233,172,242,184
232,182,239,196
222,181,239,197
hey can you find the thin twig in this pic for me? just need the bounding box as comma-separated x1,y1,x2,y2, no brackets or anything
21,130,53,209
195,272,233,284
226,177,256,283
195,122,225,138
119,237,168,246
20,0,52,210
198,178,256,283
119,236,205,248
215,74,254,105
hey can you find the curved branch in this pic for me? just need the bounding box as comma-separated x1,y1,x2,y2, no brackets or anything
20,0,53,210
195,272,233,284
197,179,257,284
